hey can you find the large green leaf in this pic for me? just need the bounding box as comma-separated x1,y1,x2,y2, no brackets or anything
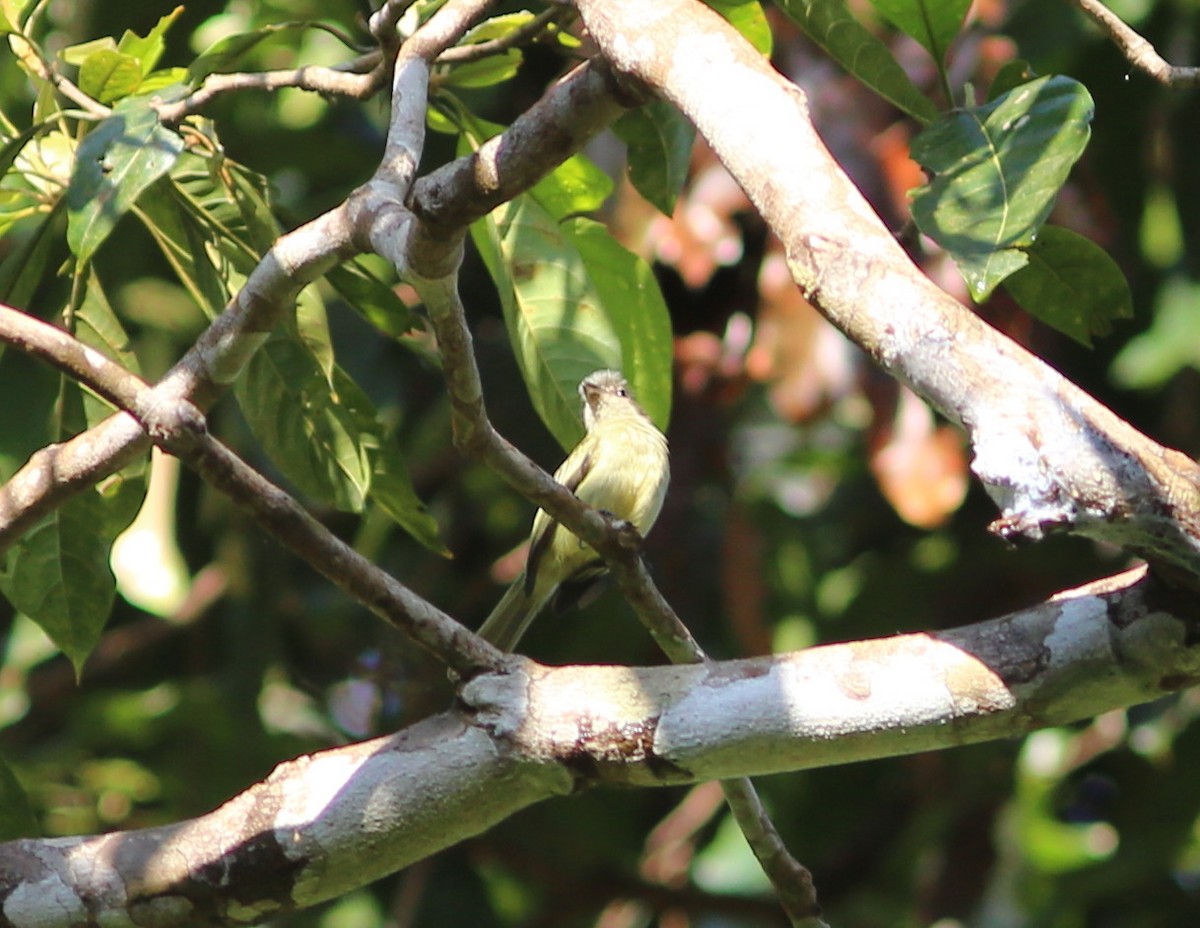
66,96,184,264
563,218,673,430
614,100,695,217
135,178,231,319
0,493,117,673
0,383,141,674
775,0,938,124
869,0,971,64
1001,226,1131,347
236,329,444,552
188,23,291,82
910,75,1094,298
78,49,143,104
237,329,373,513
471,195,673,448
329,368,446,555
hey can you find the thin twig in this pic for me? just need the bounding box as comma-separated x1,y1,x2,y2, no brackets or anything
1066,0,1200,86
0,303,504,676
437,6,568,63
156,63,386,124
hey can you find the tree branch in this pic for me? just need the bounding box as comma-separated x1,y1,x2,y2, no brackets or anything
1,567,1193,927
0,303,503,676
573,0,1200,582
0,1,623,561
1065,0,1200,87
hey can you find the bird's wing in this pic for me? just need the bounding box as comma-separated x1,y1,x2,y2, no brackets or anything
524,445,595,595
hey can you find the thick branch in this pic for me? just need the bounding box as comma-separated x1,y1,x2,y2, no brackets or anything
574,0,1200,580
1,567,1193,928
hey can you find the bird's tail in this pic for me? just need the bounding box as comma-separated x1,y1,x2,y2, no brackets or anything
476,573,548,652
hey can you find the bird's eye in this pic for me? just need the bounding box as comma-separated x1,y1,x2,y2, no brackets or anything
617,387,629,397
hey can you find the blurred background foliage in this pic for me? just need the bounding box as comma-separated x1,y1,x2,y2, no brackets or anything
1,0,1200,926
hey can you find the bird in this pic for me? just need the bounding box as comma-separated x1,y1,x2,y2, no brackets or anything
476,369,670,652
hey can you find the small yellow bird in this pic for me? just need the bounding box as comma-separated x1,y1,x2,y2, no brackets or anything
477,369,670,652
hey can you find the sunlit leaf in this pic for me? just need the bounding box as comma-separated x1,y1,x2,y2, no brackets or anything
910,75,1094,298
706,0,773,56
188,24,292,82
775,0,938,124
472,196,672,448
66,97,184,264
443,50,521,89
116,5,184,75
563,218,673,429
59,37,117,66
78,49,143,103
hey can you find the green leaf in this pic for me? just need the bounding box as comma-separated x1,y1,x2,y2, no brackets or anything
0,378,141,675
135,179,231,319
188,24,291,82
614,100,695,216
59,37,117,66
868,0,971,64
66,97,184,264
529,152,613,219
443,49,521,89
1001,226,1132,347
988,59,1037,102
330,368,446,554
562,218,674,429
116,5,184,76
236,331,373,512
0,119,49,179
0,493,117,673
0,198,64,308
775,0,938,124
910,75,1094,298
706,0,773,56
74,267,141,423
225,162,280,254
77,49,143,103
327,261,413,337
0,753,37,840
471,195,673,448
138,68,190,95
